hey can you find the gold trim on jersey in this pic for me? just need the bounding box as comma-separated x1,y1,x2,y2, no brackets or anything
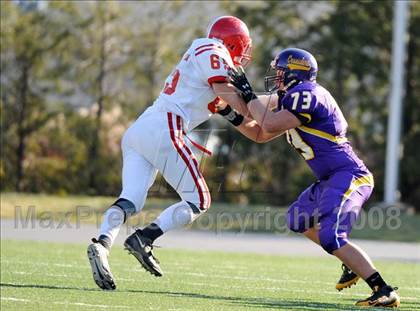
299,113,312,123
286,129,314,160
298,125,348,144
342,174,375,203
334,173,374,249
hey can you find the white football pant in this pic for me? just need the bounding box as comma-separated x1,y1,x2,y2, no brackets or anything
118,106,211,232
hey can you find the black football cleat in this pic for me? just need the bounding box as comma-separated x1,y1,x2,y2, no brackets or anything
355,285,400,308
336,263,360,291
124,230,163,277
87,238,116,290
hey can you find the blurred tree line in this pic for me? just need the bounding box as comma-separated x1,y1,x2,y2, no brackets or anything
1,1,419,210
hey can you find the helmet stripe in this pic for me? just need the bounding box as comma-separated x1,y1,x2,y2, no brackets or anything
288,63,311,71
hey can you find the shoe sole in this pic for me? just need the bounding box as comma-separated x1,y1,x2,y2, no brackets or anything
87,244,116,290
124,241,163,277
336,276,360,291
355,299,400,308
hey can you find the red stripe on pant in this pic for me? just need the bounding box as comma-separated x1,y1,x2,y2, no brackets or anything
175,116,210,209
167,112,206,210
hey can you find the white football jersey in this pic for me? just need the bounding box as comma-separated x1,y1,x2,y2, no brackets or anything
152,38,235,132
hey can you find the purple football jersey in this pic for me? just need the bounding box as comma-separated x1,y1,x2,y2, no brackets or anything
280,81,369,180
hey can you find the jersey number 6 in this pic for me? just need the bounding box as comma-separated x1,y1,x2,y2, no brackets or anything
210,54,229,70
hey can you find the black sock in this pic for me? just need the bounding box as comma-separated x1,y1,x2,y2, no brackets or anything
141,223,164,242
98,234,111,251
365,272,387,290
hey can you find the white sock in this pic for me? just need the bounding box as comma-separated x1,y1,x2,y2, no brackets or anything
99,206,125,248
154,201,196,232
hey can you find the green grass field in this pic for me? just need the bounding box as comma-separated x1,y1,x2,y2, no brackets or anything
1,240,419,310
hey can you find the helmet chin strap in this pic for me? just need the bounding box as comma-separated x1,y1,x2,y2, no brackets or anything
284,79,301,91
276,80,302,108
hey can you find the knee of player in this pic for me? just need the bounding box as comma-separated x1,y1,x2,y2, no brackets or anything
319,229,349,254
172,202,198,226
111,198,137,222
286,204,312,233
119,189,149,214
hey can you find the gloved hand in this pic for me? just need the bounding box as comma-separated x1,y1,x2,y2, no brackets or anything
228,67,257,104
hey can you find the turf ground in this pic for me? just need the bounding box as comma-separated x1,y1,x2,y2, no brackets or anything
1,240,419,310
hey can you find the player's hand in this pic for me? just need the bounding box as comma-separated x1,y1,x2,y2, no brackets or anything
275,90,287,111
228,67,257,104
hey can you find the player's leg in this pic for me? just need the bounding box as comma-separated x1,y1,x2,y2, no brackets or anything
287,183,357,291
98,145,157,248
331,209,399,307
286,183,319,235
153,113,211,232
302,226,359,291
88,134,157,289
317,172,399,307
124,113,211,276
302,226,320,243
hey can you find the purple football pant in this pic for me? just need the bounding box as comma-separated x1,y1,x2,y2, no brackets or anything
286,170,374,254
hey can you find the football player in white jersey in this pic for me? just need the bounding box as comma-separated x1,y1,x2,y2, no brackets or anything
87,16,280,290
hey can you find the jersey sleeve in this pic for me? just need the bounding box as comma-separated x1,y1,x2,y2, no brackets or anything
194,44,234,86
281,89,317,125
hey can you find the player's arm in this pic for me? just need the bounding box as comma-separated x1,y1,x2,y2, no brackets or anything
236,93,284,141
215,102,281,143
212,82,250,116
248,99,301,133
237,116,282,143
212,83,280,120
228,68,302,133
195,46,250,116
213,82,286,140
196,46,286,136
257,94,280,112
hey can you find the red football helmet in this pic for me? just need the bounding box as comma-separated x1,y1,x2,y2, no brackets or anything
207,16,252,67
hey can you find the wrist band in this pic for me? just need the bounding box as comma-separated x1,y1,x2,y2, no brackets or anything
218,105,244,126
226,111,244,126
218,105,232,116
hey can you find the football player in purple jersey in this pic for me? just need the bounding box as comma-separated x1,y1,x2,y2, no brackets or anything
226,48,400,308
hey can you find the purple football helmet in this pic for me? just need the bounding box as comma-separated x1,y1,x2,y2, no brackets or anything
265,48,318,92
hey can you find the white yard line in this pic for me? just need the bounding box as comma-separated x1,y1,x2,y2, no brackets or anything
166,271,420,292
1,297,30,302
55,301,132,309
4,260,420,293
160,281,420,302
4,270,420,302
1,296,133,309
